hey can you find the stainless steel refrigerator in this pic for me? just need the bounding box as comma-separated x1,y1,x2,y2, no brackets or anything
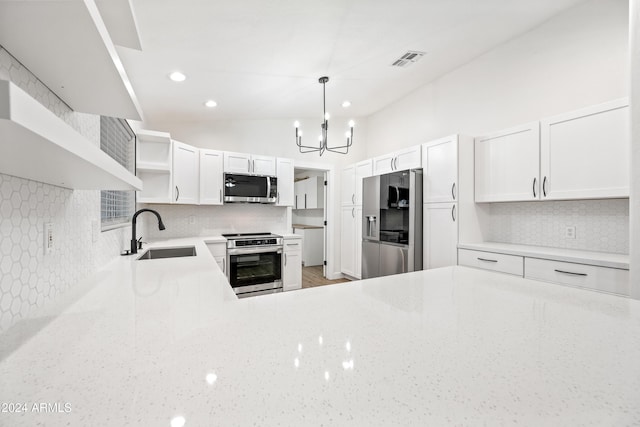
362,169,422,279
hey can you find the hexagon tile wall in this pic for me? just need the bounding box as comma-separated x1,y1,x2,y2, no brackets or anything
0,46,128,332
488,199,629,254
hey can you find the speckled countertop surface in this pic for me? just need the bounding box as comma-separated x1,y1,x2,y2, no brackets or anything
1,237,639,426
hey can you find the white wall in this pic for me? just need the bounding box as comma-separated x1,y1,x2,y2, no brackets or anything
364,0,628,155
630,0,640,297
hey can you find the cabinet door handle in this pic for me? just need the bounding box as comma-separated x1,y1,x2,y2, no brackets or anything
304,194,307,209
390,158,394,170
554,269,587,277
352,194,355,204
219,189,222,203
248,159,251,172
284,253,287,266
222,261,226,273
451,182,456,200
451,204,456,222
277,192,280,204
477,257,497,263
532,177,537,198
352,207,355,218
175,186,179,201
393,157,398,170
252,159,255,172
542,176,547,197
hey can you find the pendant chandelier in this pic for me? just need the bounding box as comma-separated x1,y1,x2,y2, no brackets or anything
295,76,354,156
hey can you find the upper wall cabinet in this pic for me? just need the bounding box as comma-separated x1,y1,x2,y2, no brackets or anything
276,158,294,206
373,145,421,175
540,99,629,200
341,159,373,206
422,136,458,203
172,140,199,204
224,152,276,176
199,149,224,205
475,122,540,202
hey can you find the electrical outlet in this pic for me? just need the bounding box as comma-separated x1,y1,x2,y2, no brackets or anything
43,222,53,255
91,220,99,243
565,226,576,239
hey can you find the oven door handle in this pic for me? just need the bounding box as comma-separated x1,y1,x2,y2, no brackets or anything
227,246,283,255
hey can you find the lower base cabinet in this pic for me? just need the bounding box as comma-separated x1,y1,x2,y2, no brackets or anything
283,237,302,291
206,242,227,275
423,202,458,269
340,205,362,278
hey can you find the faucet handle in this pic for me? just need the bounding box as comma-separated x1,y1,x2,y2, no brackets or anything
137,237,143,250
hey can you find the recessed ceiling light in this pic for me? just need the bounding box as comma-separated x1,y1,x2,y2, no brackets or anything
204,100,217,108
342,100,351,108
169,71,186,82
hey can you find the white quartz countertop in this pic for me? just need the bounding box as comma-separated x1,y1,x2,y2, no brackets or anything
458,242,630,270
1,237,639,426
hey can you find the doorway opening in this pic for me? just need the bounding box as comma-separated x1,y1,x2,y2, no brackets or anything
292,167,348,289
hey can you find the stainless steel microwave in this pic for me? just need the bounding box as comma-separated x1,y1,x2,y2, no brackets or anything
224,173,277,203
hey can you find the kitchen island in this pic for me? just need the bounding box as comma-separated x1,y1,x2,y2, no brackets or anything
0,237,638,426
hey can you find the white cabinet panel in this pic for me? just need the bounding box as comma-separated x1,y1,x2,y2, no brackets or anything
353,205,363,278
342,160,372,206
340,206,357,277
294,228,323,266
199,149,223,205
475,122,540,202
373,145,421,175
424,203,457,269
136,130,172,203
224,151,251,174
394,145,422,171
540,99,629,200
283,238,302,291
172,140,199,204
525,258,629,295
423,136,457,203
294,176,323,209
252,154,276,176
276,158,294,206
458,249,524,276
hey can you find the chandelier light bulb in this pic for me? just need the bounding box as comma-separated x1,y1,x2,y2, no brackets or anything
349,120,355,128
324,112,330,121
299,130,302,136
294,121,300,128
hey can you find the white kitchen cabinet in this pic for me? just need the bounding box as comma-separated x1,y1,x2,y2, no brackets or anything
423,203,458,269
283,237,302,291
276,157,294,206
293,227,324,266
422,136,458,203
136,130,173,203
340,205,362,278
172,140,199,204
223,151,276,176
475,122,540,202
373,145,421,175
294,176,324,209
199,149,224,205
525,258,628,295
206,242,227,274
342,160,373,206
540,99,629,200
458,249,524,276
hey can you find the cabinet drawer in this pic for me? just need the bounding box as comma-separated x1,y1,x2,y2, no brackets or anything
458,249,523,276
524,258,629,295
284,240,302,252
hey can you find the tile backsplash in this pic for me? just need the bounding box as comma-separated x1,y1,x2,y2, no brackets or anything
0,46,127,332
140,203,290,240
487,199,629,254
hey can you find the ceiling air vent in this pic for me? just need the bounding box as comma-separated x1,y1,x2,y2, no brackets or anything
391,51,426,68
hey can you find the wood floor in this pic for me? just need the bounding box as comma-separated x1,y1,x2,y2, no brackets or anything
302,266,351,289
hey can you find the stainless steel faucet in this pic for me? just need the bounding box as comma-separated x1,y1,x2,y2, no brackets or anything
130,208,165,254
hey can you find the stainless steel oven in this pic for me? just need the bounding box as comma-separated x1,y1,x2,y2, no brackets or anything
223,233,283,298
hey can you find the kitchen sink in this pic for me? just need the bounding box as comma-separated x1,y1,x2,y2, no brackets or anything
137,246,197,260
